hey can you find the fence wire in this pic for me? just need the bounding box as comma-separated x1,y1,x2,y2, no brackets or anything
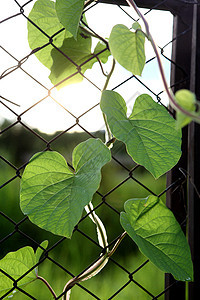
0,0,193,299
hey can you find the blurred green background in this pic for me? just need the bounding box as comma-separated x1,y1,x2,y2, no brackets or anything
0,120,166,299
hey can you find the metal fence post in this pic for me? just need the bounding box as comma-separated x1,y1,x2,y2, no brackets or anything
165,6,191,299
166,2,200,300
187,3,200,299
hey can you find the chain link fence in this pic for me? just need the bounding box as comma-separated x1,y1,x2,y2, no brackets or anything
0,0,198,299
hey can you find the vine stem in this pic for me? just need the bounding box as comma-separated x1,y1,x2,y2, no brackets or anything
86,202,109,251
37,275,57,299
83,1,116,142
102,58,116,143
108,231,127,257
102,58,116,92
62,201,109,300
80,23,114,143
126,0,200,122
62,231,126,300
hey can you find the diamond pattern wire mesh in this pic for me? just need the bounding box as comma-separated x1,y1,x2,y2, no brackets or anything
0,0,190,299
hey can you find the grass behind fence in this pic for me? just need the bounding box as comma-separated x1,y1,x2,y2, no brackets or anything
0,130,166,299
7,249,164,300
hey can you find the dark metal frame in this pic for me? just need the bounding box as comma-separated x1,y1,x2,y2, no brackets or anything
100,0,196,14
100,1,200,299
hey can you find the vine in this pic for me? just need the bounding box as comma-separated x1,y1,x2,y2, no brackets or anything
0,0,197,298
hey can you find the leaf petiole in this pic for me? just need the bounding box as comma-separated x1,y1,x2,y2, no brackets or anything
79,25,99,39
37,276,57,299
102,58,116,144
102,58,116,92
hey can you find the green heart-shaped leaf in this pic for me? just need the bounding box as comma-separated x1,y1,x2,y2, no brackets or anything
109,24,145,75
49,31,110,89
0,241,48,297
55,0,84,38
100,90,182,178
20,139,111,238
120,196,193,281
28,0,71,69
